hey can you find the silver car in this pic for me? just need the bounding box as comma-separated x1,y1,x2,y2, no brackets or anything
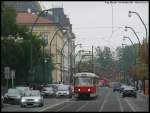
20,90,44,107
16,86,30,96
41,87,55,98
4,88,22,104
56,84,72,98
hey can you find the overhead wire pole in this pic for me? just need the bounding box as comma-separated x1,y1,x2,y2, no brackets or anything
78,51,91,72
92,46,94,73
70,44,82,82
60,38,71,83
74,50,84,73
123,36,137,88
49,27,69,83
111,3,114,33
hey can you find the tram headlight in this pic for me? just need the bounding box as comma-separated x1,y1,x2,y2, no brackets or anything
78,89,80,91
88,88,91,91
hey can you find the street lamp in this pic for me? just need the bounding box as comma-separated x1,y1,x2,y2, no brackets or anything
122,43,131,84
123,36,137,87
49,27,68,83
124,26,141,46
49,27,68,56
123,36,136,61
30,9,52,81
71,44,82,67
60,37,72,83
128,11,148,40
70,43,82,82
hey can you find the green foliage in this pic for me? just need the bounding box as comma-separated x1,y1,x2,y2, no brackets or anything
1,2,17,37
95,46,114,75
116,41,148,80
1,3,54,85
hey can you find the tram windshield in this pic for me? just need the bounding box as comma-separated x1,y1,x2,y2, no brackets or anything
75,77,93,86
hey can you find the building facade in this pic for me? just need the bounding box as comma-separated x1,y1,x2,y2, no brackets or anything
6,1,75,84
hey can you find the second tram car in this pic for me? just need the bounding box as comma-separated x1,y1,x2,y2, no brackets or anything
73,72,99,99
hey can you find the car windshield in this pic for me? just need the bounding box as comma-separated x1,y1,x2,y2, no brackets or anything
24,91,40,96
124,86,134,91
16,87,29,91
44,87,53,91
8,89,20,95
57,85,69,91
113,83,120,87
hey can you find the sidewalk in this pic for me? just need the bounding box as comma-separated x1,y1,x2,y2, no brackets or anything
137,90,149,100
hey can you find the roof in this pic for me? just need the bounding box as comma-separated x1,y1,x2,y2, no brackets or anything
16,12,53,24
4,1,42,12
74,72,99,78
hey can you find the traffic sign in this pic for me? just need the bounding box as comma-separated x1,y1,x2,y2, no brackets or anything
11,70,15,79
4,67,10,79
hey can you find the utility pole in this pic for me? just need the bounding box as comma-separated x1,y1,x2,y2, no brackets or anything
92,46,94,73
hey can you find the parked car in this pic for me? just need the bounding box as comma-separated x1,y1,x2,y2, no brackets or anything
113,82,121,92
47,84,58,93
1,95,4,108
120,84,128,93
41,87,55,98
56,84,72,98
16,86,30,96
122,86,137,98
4,88,22,104
20,90,44,107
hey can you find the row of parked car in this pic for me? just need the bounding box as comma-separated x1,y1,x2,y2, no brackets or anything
112,82,137,98
2,84,73,108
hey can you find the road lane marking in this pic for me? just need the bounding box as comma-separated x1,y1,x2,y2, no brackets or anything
124,98,136,112
56,101,75,111
76,102,89,112
37,100,69,112
99,89,110,112
116,93,124,112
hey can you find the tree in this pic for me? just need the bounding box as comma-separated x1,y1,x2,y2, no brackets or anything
95,46,114,78
1,2,18,37
1,2,54,85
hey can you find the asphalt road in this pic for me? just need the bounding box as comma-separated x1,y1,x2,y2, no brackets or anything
1,98,71,112
2,87,149,112
43,87,149,112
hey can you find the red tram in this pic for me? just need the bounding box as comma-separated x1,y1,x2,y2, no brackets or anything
73,72,99,98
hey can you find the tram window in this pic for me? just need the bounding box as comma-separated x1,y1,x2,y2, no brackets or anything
93,78,95,85
75,77,93,86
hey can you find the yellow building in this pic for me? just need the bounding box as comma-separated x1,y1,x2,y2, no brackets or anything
16,12,73,83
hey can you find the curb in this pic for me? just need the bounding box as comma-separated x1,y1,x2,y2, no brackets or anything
138,92,149,99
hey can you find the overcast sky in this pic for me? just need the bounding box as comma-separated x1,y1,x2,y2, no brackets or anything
40,1,149,52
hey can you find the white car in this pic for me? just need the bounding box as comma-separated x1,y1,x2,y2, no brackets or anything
56,84,72,98
4,88,22,104
20,90,44,107
16,86,30,96
122,86,137,98
120,84,128,93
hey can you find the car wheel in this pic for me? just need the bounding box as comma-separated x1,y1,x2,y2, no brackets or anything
20,105,24,108
39,102,44,107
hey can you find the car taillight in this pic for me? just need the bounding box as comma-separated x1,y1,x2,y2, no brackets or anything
78,89,80,91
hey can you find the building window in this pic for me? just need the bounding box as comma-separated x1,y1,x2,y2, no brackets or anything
43,34,48,45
